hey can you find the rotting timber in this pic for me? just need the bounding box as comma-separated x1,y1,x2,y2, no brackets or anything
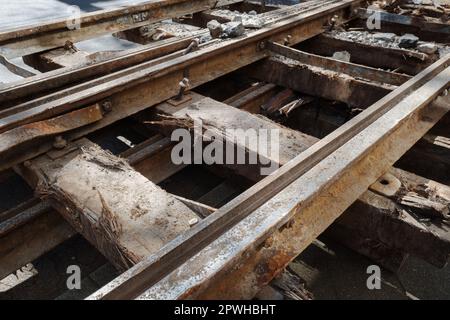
0,0,450,300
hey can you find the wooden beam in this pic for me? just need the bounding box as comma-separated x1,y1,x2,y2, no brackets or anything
154,93,317,165
356,8,450,43
299,33,434,75
154,93,450,270
337,168,450,269
249,55,393,108
288,99,450,185
397,134,450,185
266,42,411,86
223,83,279,113
22,139,200,270
0,132,198,280
120,134,185,184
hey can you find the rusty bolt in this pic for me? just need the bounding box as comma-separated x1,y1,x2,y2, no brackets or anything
264,235,274,248
53,136,67,150
283,35,292,46
64,40,78,53
258,41,266,51
140,26,150,34
101,100,113,113
174,77,190,101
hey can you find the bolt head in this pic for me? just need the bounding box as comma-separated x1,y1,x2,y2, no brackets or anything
101,101,112,113
53,136,67,149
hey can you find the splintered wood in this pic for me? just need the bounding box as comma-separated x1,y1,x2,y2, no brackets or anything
27,141,199,270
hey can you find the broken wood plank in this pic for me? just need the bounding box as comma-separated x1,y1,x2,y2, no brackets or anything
23,140,200,270
153,92,317,180
299,33,434,74
155,93,450,271
267,41,411,86
0,207,75,280
121,134,186,184
1,132,193,280
396,134,450,185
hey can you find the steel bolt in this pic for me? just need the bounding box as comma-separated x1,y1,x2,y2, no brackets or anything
283,35,292,46
140,26,149,34
53,136,67,149
174,78,190,101
258,41,266,50
101,100,113,113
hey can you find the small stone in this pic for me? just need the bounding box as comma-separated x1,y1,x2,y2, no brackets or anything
248,10,257,16
398,33,419,49
232,15,243,22
439,47,450,59
332,51,351,62
372,32,396,42
222,21,245,38
417,42,438,54
243,17,264,29
207,19,223,38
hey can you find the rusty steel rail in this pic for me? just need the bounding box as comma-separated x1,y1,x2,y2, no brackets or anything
0,31,209,105
0,0,364,172
88,50,450,300
0,0,448,301
0,0,241,59
0,0,331,105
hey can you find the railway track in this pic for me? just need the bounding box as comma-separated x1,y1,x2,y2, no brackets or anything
0,0,450,300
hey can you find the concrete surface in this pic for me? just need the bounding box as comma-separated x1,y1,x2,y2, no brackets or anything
0,0,150,29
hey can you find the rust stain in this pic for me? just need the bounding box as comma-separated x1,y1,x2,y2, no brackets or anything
254,249,293,286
